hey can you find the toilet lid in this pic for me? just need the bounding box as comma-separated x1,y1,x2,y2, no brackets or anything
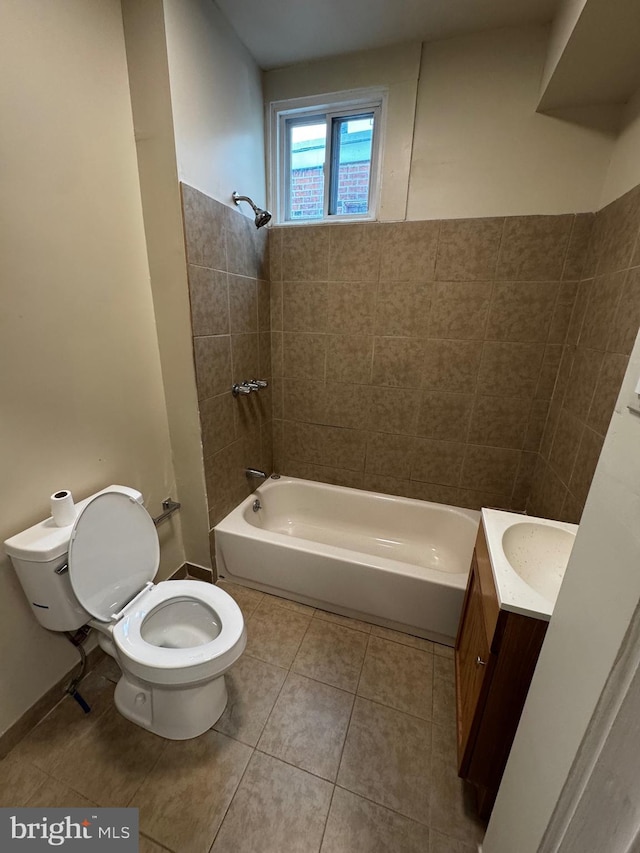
68,491,159,622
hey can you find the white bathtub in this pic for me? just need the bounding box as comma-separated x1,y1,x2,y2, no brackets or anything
214,476,480,645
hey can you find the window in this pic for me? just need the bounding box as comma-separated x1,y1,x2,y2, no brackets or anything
271,90,384,224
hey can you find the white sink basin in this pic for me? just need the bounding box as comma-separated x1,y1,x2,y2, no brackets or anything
502,522,576,604
482,509,578,620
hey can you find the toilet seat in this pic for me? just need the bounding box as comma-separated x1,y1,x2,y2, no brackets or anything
112,580,246,686
68,490,246,687
68,491,159,621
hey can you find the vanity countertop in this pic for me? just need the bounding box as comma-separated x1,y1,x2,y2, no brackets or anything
481,509,578,621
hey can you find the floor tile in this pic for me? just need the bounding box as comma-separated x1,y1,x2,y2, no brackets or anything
258,672,354,781
430,828,479,853
259,592,316,617
430,723,485,846
211,751,332,853
321,786,431,853
10,672,114,774
433,655,457,730
214,654,287,746
371,625,435,652
47,706,166,807
313,609,373,634
26,776,97,808
337,697,432,825
293,620,368,692
216,580,264,619
2,580,477,853
245,602,312,668
358,636,433,720
139,835,172,853
94,653,123,684
134,729,252,853
0,756,49,807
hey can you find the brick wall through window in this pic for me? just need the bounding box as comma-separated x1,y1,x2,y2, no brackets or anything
290,161,371,219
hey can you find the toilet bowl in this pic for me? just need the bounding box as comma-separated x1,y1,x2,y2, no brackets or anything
4,485,246,740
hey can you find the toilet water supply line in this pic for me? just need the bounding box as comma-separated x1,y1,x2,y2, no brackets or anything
64,628,92,713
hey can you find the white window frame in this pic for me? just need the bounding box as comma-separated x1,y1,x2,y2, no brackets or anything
268,87,387,225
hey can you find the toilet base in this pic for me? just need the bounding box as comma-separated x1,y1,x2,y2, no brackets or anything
114,672,229,740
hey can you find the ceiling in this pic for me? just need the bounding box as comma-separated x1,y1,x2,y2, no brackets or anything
214,0,561,70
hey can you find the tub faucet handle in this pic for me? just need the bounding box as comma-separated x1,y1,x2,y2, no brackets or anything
250,379,268,388
232,382,253,396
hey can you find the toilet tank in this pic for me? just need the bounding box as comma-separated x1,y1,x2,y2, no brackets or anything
4,485,144,632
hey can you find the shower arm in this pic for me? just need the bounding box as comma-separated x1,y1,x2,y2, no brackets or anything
232,191,272,228
232,192,259,214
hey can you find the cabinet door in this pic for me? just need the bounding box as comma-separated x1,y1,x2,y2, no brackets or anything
456,559,492,774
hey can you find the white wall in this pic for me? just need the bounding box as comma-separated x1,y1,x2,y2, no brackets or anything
163,0,266,213
264,43,422,221
264,27,617,222
599,86,640,206
0,0,184,736
483,333,640,852
408,26,617,219
122,0,211,568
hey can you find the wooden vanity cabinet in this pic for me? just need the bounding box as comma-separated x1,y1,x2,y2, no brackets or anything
455,522,549,819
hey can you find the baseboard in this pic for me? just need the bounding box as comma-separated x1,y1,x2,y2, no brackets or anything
168,564,188,580
168,562,214,583
185,563,214,583
2,563,214,759
0,644,104,760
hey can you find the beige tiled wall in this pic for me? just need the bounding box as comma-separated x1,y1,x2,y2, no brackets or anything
529,185,640,522
181,180,639,530
181,184,272,540
270,214,593,511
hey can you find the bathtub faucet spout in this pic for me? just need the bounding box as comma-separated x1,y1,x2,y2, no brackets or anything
245,468,267,480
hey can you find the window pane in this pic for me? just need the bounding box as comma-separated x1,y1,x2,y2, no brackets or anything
287,119,326,221
330,114,374,216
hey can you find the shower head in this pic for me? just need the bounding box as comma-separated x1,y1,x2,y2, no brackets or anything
232,191,272,229
253,207,272,229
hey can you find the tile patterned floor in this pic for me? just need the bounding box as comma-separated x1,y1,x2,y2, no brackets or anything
0,581,485,852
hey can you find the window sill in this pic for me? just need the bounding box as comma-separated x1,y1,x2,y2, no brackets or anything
271,215,378,228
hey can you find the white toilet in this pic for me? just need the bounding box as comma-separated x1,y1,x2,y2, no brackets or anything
4,485,246,740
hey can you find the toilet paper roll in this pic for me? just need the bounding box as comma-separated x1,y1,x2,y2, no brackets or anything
50,489,77,527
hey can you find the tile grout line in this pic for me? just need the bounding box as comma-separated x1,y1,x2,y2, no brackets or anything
246,742,441,841
206,741,256,853
331,779,433,830
6,608,460,848
316,783,338,853
139,831,176,853
559,214,577,283
229,595,448,723
460,218,507,497
267,666,359,702
312,610,373,636
249,608,316,747
125,738,170,811
327,630,372,822
252,745,339,790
